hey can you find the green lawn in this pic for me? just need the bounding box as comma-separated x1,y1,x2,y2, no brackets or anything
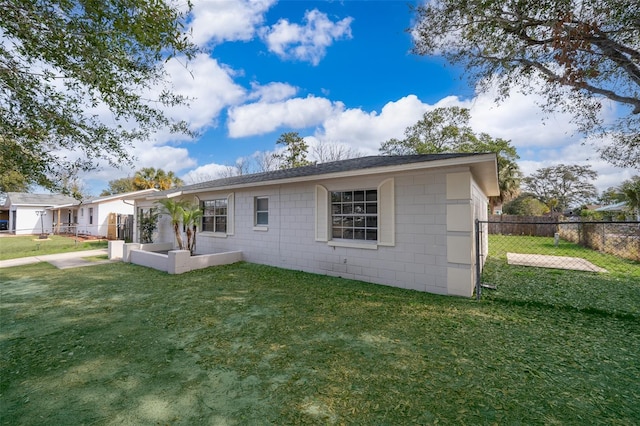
482,235,640,317
0,235,108,260
1,254,639,424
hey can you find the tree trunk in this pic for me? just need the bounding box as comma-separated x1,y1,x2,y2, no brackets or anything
173,223,184,250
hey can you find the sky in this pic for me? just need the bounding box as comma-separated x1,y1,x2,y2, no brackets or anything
81,0,635,197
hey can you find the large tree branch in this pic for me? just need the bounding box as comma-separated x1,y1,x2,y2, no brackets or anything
520,59,640,113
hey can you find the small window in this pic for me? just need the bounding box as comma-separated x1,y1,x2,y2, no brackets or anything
255,197,268,226
202,199,227,233
330,189,377,241
88,207,94,225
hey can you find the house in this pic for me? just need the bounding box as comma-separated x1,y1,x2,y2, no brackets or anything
68,189,157,238
3,189,157,237
2,192,79,235
595,201,638,220
136,154,499,297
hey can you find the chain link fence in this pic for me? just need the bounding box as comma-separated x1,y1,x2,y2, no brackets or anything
476,219,640,299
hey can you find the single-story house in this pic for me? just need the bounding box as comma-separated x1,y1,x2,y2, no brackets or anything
3,192,79,235
3,189,157,237
69,189,157,238
595,201,638,220
136,154,499,297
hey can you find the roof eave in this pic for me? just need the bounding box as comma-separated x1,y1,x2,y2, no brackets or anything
175,153,500,197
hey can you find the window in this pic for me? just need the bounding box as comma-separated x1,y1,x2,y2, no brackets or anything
202,199,227,233
255,197,268,226
330,190,377,241
88,207,93,225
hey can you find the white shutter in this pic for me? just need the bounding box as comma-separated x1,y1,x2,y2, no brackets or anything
377,178,395,246
315,185,329,242
227,193,235,235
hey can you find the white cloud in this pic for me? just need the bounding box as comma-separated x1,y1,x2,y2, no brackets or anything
261,9,353,65
189,0,276,46
248,81,298,102
466,86,582,149
157,54,246,138
227,96,339,137
181,163,230,184
314,95,431,153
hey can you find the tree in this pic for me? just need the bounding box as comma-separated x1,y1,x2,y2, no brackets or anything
1,0,197,192
219,158,251,178
0,170,31,193
273,132,315,169
503,195,550,216
133,168,183,191
619,176,640,220
156,199,187,250
599,186,626,205
138,208,158,244
181,204,203,255
312,142,362,163
411,0,640,168
100,177,136,196
254,151,281,173
380,107,522,213
380,107,476,155
522,164,598,213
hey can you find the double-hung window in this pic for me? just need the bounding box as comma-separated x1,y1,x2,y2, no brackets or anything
202,199,227,233
330,190,377,241
255,197,268,226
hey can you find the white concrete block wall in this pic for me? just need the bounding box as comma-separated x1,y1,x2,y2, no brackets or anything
191,169,453,295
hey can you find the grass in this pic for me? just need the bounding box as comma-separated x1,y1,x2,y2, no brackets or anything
482,235,640,317
0,235,108,260
2,253,639,424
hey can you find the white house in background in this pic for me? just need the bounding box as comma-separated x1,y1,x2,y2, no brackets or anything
3,189,157,237
136,154,499,297
70,189,158,238
3,193,78,235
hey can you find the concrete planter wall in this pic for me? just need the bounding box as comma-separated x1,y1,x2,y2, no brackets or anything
108,240,242,274
166,250,243,274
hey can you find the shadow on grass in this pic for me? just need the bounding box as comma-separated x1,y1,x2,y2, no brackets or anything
2,261,640,424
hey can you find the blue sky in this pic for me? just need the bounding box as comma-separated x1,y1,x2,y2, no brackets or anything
82,0,633,195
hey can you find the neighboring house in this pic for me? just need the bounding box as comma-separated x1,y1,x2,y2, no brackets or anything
71,189,157,238
137,154,499,297
3,193,79,235
3,189,157,237
595,201,638,220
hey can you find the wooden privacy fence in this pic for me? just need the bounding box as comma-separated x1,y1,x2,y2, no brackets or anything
488,215,558,237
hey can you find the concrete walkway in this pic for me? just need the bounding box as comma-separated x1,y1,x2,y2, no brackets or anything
0,249,111,270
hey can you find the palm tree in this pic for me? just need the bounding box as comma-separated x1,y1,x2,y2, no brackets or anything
182,204,203,255
489,160,522,214
156,199,188,250
619,176,640,220
134,167,184,190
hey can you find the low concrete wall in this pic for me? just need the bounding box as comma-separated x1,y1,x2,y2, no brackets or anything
122,242,173,262
126,247,243,274
108,240,124,260
168,250,243,274
130,250,169,272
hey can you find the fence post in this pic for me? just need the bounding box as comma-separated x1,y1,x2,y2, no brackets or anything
475,219,481,301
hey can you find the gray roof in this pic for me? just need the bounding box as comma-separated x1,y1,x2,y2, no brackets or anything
5,192,80,207
595,201,627,212
154,153,495,197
